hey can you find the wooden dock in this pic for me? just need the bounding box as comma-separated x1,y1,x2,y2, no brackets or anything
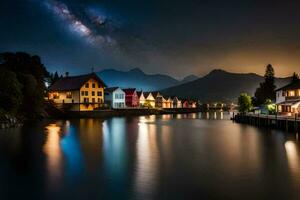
233,113,300,132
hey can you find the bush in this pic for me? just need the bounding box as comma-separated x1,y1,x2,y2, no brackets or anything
238,93,252,113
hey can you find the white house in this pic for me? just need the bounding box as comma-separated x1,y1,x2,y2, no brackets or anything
104,87,126,109
276,80,300,116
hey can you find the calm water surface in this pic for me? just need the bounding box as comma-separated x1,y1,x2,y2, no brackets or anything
0,112,300,200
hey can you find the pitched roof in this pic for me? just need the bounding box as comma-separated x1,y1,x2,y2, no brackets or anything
143,92,152,98
49,73,107,91
151,91,161,98
136,91,143,98
105,87,119,93
276,80,300,91
123,88,136,95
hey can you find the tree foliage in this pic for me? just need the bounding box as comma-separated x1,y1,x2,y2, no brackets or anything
0,70,22,115
0,52,50,118
291,72,299,83
254,64,276,106
238,93,252,113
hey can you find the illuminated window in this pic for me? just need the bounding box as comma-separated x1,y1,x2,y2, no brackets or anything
53,93,59,99
288,90,295,97
66,92,72,98
85,83,89,88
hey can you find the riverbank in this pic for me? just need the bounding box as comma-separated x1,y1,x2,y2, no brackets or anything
64,108,203,118
233,113,300,132
0,115,23,129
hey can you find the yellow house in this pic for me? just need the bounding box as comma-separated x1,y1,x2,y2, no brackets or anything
48,73,107,111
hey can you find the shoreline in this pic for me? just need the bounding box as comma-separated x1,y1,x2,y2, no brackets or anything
233,113,300,132
64,108,205,119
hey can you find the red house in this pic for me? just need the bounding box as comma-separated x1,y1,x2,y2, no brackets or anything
182,100,189,108
123,88,139,107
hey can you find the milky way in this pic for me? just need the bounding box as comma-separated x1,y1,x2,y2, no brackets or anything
44,0,116,47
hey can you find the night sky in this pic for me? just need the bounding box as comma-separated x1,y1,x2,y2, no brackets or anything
1,0,300,78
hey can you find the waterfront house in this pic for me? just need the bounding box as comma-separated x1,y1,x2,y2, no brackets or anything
104,87,126,109
143,92,156,108
172,96,182,108
123,88,139,107
182,100,189,108
152,92,164,108
190,100,197,108
137,91,145,106
162,96,173,108
48,73,106,111
182,100,197,108
276,80,300,116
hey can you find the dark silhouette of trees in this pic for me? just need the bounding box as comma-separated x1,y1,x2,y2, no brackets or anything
291,72,299,83
0,69,22,115
48,71,61,86
253,64,276,106
0,52,50,118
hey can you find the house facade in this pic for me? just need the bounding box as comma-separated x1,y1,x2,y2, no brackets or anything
276,80,300,116
104,87,126,109
162,97,173,108
48,73,106,111
152,92,164,108
137,91,145,106
123,88,139,107
172,96,182,108
143,92,156,108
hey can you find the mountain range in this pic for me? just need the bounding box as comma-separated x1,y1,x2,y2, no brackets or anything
97,68,292,103
161,69,291,103
97,68,199,91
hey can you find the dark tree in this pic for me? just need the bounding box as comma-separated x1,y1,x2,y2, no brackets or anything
0,70,22,115
291,72,299,83
0,52,50,118
254,64,276,106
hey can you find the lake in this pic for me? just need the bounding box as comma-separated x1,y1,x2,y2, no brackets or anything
0,112,299,200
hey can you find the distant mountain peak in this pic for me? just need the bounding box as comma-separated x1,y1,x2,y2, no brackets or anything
208,69,229,75
181,75,199,83
129,68,144,74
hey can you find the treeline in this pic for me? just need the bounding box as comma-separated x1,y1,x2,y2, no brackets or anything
0,52,50,118
238,64,299,113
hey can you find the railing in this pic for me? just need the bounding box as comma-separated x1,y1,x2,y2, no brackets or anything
245,113,300,121
286,96,300,100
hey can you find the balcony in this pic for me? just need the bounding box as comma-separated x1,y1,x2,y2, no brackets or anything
286,96,300,101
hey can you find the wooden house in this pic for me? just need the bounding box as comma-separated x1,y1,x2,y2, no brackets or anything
137,91,145,106
123,88,139,107
143,92,156,108
172,96,182,108
276,80,300,116
48,73,106,111
104,87,126,109
152,92,164,108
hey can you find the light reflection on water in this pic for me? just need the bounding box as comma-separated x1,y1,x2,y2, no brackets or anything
0,112,300,199
43,124,63,186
